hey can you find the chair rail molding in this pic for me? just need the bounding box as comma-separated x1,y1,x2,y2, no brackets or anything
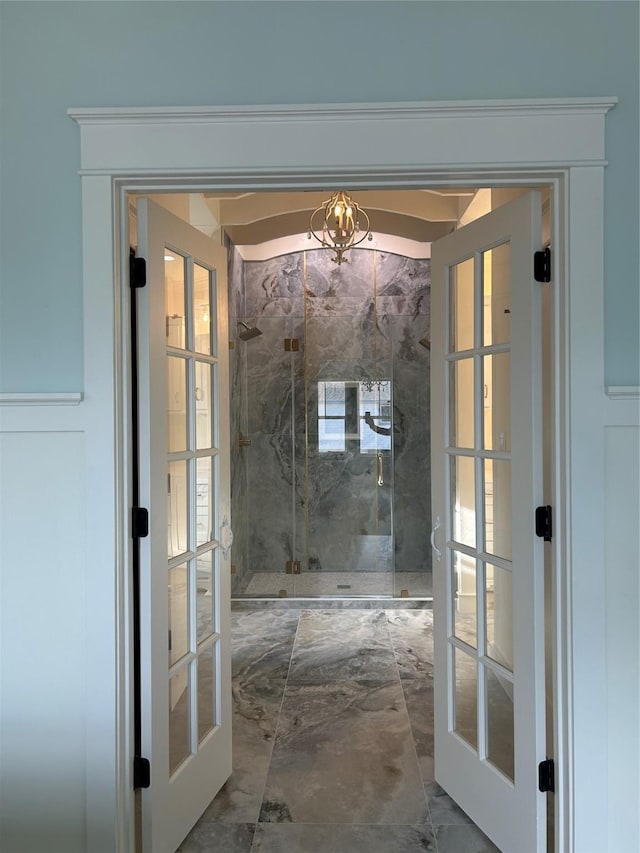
0,392,83,406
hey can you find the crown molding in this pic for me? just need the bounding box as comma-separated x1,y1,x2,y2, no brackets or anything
68,98,618,125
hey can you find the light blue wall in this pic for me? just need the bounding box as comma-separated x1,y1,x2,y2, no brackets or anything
1,1,638,390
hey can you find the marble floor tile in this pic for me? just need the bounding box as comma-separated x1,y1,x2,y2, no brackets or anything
425,782,474,825
200,610,300,824
434,823,500,852
386,609,434,678
400,674,435,784
287,609,398,684
260,679,428,826
177,821,255,852
251,823,437,852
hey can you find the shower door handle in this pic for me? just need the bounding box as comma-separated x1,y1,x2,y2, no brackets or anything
430,516,442,562
377,453,384,487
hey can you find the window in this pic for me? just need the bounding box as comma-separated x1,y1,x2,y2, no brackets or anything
318,380,391,453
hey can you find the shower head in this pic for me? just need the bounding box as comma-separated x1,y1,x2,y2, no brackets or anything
418,337,431,350
237,321,263,341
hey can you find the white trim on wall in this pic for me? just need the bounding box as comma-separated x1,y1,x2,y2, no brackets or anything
605,385,640,400
70,98,617,853
0,392,83,406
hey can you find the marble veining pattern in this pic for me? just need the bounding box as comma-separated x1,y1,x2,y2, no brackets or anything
229,246,432,596
179,608,499,853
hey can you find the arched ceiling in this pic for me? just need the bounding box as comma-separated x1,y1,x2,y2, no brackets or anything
203,189,476,246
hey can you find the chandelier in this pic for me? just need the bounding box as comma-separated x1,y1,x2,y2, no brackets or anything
308,191,372,265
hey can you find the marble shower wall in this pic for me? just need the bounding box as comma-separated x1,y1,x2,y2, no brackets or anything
229,246,432,586
227,240,249,594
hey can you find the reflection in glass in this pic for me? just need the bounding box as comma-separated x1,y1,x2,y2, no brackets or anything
168,460,188,558
195,361,212,450
193,263,211,355
451,455,476,548
317,380,392,454
484,459,512,560
450,359,474,448
483,243,511,346
165,250,186,348
486,667,515,780
317,381,347,452
454,646,478,751
198,644,216,743
196,457,215,548
167,356,188,452
169,563,189,666
169,667,191,775
450,257,475,352
196,551,214,644
486,563,513,671
483,353,511,451
453,551,477,648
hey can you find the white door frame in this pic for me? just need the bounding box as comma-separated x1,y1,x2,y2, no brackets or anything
70,98,616,853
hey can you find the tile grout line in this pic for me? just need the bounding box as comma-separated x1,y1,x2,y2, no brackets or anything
384,609,439,853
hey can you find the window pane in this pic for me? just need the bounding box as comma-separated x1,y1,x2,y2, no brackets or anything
167,356,187,453
451,456,476,548
169,667,191,775
484,459,512,561
193,264,211,355
196,551,214,644
196,457,215,548
450,358,474,448
168,460,188,558
486,563,513,671
453,551,477,648
483,353,511,451
453,646,478,751
486,666,515,781
195,361,212,450
483,243,511,346
165,250,186,348
450,257,474,352
198,644,216,744
169,563,189,666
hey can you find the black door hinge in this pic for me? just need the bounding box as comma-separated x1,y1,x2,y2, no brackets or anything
132,506,149,539
133,755,151,789
535,505,552,542
538,758,555,793
129,249,147,289
534,247,551,283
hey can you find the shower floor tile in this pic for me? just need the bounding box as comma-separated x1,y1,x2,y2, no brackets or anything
239,570,432,598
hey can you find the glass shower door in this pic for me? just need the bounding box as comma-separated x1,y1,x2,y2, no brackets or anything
300,306,395,597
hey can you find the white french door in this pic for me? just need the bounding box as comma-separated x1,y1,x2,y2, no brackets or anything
431,192,546,852
136,198,232,853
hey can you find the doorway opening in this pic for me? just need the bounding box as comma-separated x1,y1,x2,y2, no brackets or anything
129,181,549,852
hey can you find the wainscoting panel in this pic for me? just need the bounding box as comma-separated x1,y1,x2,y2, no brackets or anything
604,393,640,853
0,417,87,853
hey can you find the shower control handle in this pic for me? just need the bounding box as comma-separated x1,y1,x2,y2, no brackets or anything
377,453,384,487
430,516,442,562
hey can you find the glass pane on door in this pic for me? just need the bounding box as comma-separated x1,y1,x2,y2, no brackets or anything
443,235,516,788
163,249,222,777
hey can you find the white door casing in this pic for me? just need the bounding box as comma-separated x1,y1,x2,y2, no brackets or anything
431,192,545,852
69,99,615,853
136,199,232,853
